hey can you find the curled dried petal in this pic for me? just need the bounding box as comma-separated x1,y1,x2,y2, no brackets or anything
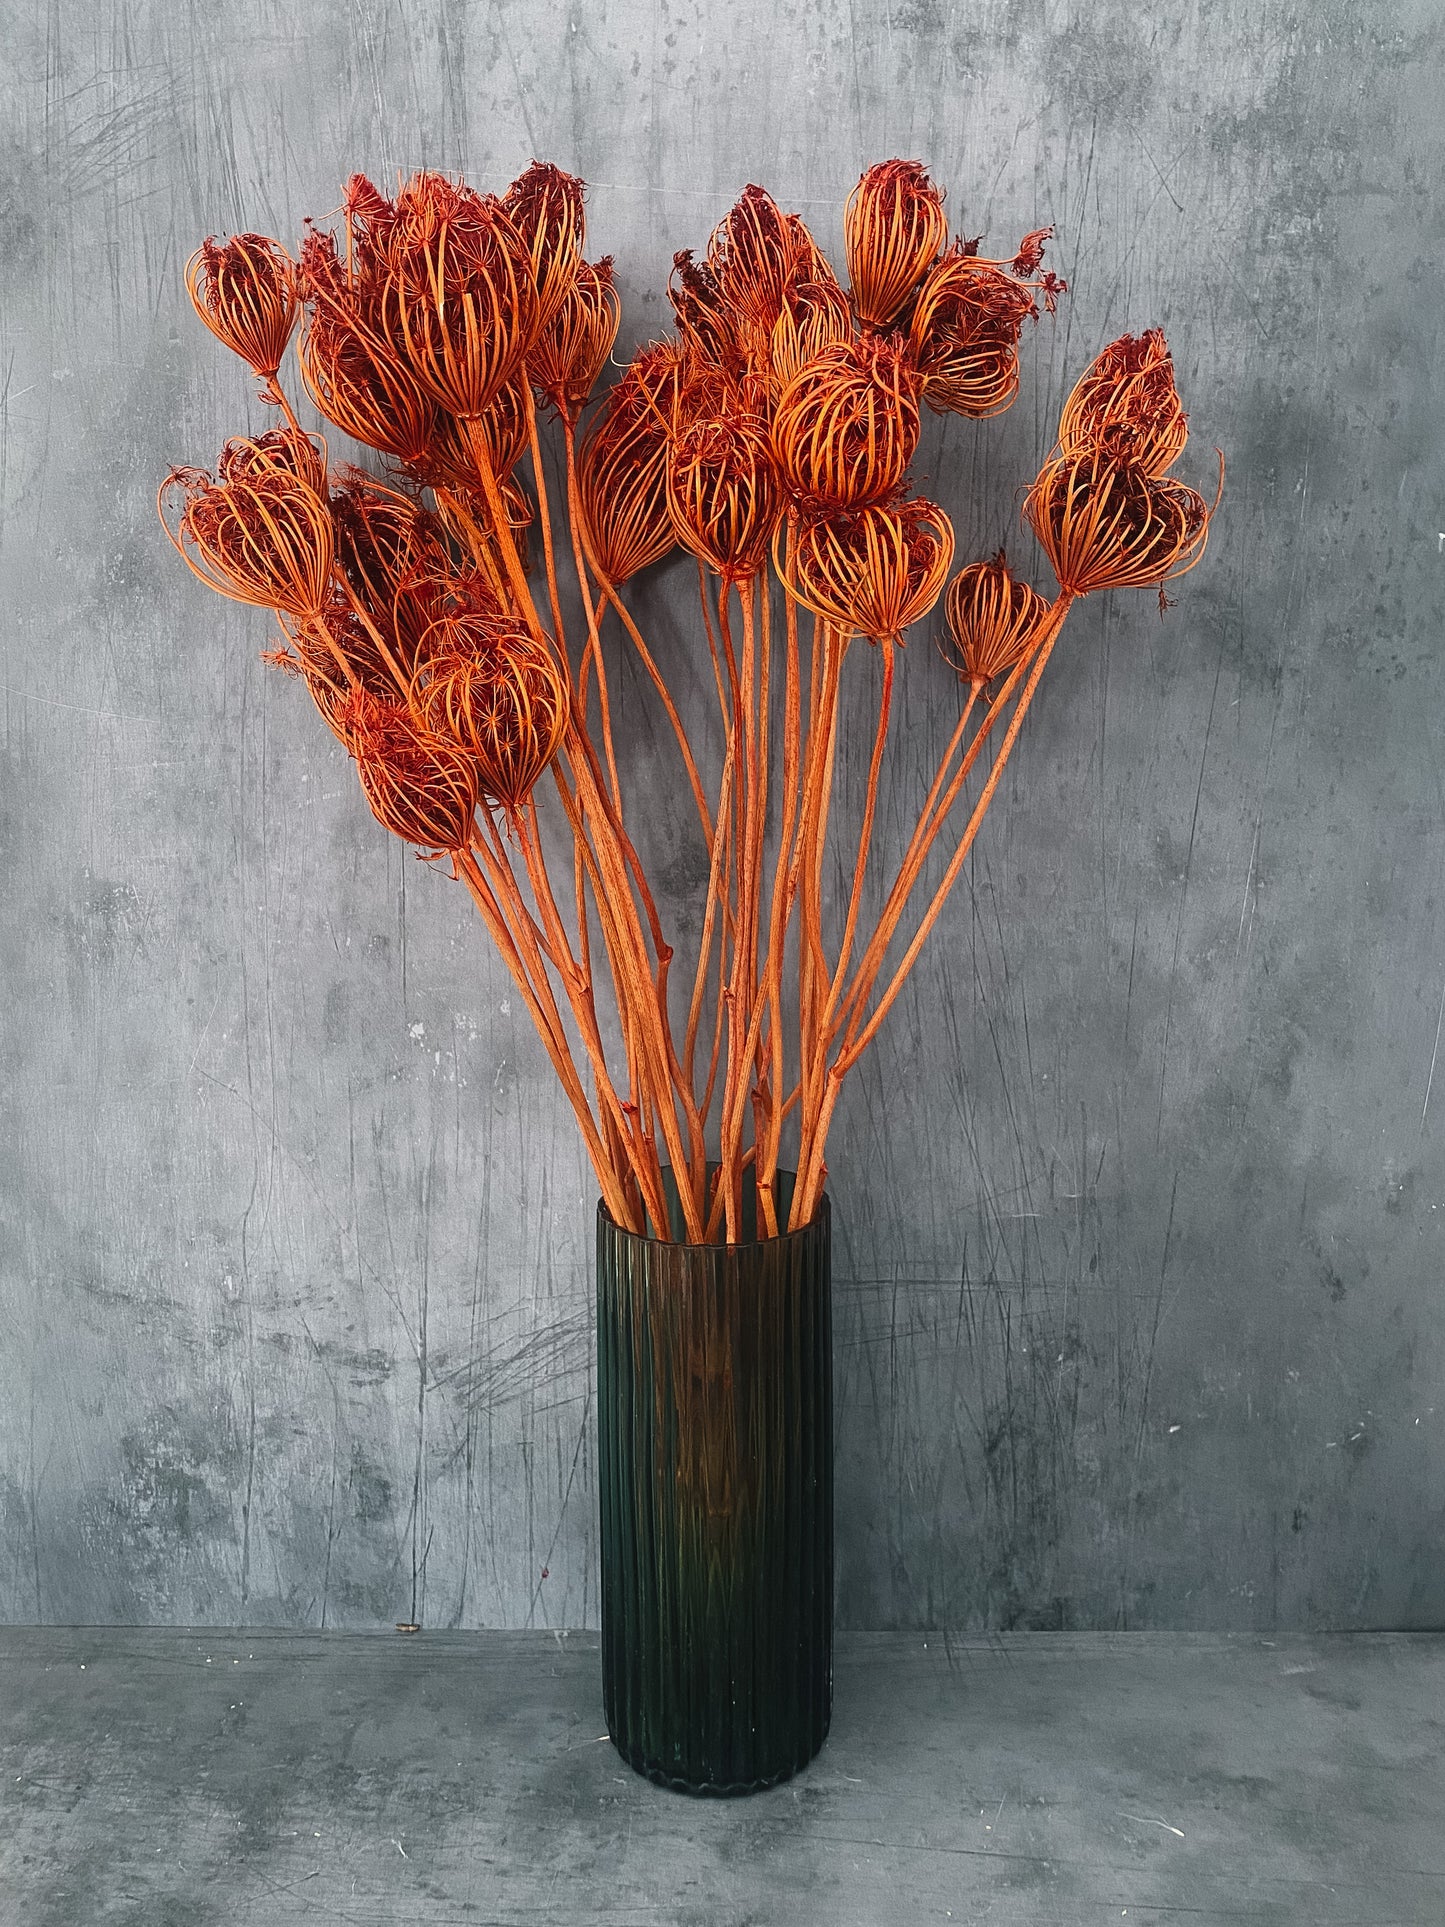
907,246,1038,418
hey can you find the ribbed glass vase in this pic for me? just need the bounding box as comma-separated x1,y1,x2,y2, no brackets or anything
595,1168,833,1795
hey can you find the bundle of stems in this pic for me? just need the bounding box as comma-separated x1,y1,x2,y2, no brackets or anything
161,161,1216,1244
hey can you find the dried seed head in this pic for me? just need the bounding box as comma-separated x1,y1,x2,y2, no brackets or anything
770,276,854,395
339,688,481,853
1058,329,1189,478
576,341,687,583
941,553,1049,689
772,335,921,509
501,161,586,336
906,246,1039,418
1023,452,1211,595
529,257,622,423
160,430,334,619
297,227,439,466
665,415,781,580
844,159,948,329
380,171,538,420
185,233,299,381
778,496,954,641
410,614,568,816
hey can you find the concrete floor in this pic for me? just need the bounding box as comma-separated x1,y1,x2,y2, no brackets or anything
1,1629,1441,1926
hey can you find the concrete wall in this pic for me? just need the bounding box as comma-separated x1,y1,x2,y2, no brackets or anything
2,0,1442,1632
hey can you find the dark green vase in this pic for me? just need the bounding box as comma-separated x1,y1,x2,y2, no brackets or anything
595,1168,833,1795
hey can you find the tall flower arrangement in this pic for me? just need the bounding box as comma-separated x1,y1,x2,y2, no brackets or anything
161,161,1216,1244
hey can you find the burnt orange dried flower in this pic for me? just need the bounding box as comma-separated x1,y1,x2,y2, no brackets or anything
529,257,621,423
1024,451,1211,595
707,186,826,336
160,429,334,619
1058,329,1188,479
501,161,586,336
576,341,686,582
329,473,449,685
778,497,954,640
381,171,538,421
410,613,568,814
666,416,781,580
185,233,299,382
772,335,921,509
298,229,440,466
340,688,480,853
770,276,853,395
941,553,1049,689
844,159,948,329
668,248,739,369
906,245,1040,418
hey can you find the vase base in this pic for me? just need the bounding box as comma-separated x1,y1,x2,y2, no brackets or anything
608,1718,831,1797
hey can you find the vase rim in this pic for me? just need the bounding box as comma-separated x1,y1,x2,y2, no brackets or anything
597,1180,830,1253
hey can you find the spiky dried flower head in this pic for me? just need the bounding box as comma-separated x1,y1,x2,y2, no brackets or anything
501,161,586,337
529,257,621,423
378,171,539,422
1058,329,1188,479
326,473,452,686
941,553,1049,689
665,415,781,580
906,245,1041,418
576,340,687,583
844,159,948,329
706,186,828,338
1023,452,1211,596
297,227,439,465
185,233,299,383
668,248,738,368
160,429,334,619
769,275,854,395
339,687,480,853
410,613,568,815
777,496,954,641
772,335,921,509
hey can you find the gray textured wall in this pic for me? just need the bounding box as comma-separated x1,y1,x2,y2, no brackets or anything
2,0,1442,1633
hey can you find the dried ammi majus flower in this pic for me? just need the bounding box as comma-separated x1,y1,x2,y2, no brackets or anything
779,496,954,641
666,415,781,580
410,612,568,817
1059,327,1188,478
159,428,334,619
501,160,587,336
577,340,686,583
844,158,948,329
339,687,481,854
907,244,1040,419
940,553,1049,690
530,256,621,423
772,335,921,509
185,233,299,383
1024,450,1210,595
380,171,541,424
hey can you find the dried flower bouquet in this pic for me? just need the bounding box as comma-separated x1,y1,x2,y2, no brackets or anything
161,159,1215,1246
